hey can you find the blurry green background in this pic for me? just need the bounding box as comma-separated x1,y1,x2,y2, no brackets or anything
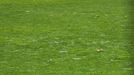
0,0,132,75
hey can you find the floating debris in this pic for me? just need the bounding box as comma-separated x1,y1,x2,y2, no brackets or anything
96,48,104,52
48,59,53,62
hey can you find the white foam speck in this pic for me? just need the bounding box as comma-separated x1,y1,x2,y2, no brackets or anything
72,57,81,60
48,59,53,62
